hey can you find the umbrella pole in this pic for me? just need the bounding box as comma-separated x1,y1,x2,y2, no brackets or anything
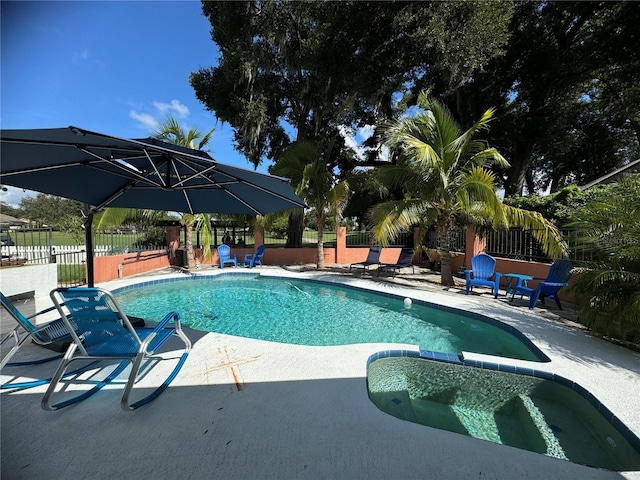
83,205,94,287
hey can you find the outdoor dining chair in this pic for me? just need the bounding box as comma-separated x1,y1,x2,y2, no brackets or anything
43,287,191,411
465,253,503,298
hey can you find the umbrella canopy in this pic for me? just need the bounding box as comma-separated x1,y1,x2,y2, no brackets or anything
0,126,305,215
0,126,306,285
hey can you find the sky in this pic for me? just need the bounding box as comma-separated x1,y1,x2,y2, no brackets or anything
0,0,264,207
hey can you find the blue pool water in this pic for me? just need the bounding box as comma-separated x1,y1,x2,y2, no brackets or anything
114,274,547,361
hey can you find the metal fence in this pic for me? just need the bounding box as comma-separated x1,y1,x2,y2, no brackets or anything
263,229,333,247
54,249,87,288
485,228,586,262
0,226,165,287
345,230,414,248
424,228,466,252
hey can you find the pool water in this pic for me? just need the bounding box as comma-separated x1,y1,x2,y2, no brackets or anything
367,356,640,471
114,274,545,361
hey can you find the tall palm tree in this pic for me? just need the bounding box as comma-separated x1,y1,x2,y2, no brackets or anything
273,142,349,269
373,92,567,286
153,116,216,268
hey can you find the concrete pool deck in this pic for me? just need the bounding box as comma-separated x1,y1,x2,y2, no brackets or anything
2,265,639,480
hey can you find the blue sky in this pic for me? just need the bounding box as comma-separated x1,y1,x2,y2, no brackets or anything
1,0,261,207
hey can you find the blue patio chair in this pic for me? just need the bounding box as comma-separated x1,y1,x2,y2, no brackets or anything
465,253,502,298
43,287,191,411
241,244,265,269
217,244,237,268
349,246,382,274
0,291,73,370
377,248,415,277
512,260,573,310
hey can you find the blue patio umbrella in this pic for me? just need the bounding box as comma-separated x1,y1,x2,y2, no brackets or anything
0,126,306,285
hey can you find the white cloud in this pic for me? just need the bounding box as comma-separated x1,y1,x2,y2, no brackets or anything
357,125,374,140
339,125,362,158
153,99,190,118
339,124,380,161
129,111,158,131
0,186,37,208
130,99,191,132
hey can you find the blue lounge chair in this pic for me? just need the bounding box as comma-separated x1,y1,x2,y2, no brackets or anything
512,260,573,310
241,244,265,269
0,291,73,370
349,246,382,274
377,248,415,277
43,287,191,411
217,244,237,268
465,253,502,298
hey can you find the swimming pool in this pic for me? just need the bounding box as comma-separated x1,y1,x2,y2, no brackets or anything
114,273,547,362
367,352,640,471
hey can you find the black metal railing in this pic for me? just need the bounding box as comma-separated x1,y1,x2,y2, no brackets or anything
424,228,466,252
485,228,586,262
54,250,87,287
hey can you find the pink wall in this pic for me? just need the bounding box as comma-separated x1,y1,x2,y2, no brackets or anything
93,250,171,284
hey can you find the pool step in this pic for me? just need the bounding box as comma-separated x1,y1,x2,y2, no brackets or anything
451,405,502,444
518,394,567,460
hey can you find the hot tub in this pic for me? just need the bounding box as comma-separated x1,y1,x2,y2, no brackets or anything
367,351,640,471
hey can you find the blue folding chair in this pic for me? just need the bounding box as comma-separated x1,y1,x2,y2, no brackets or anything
465,253,503,298
241,244,265,269
1,292,73,370
512,260,573,310
43,287,191,411
217,244,237,268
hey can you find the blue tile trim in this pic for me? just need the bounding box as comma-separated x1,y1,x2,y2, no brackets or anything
367,349,640,456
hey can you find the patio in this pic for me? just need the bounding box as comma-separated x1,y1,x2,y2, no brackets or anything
2,267,639,480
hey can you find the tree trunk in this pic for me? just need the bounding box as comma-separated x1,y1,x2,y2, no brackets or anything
438,217,455,287
316,213,325,269
504,140,534,196
285,209,304,247
185,224,195,269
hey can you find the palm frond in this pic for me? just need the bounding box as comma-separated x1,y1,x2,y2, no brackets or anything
502,205,568,258
370,199,433,246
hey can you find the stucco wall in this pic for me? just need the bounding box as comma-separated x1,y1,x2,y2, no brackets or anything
0,263,58,311
93,250,171,284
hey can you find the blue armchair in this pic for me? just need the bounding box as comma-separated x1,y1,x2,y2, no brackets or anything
241,244,265,269
512,260,573,310
465,253,502,298
217,244,237,268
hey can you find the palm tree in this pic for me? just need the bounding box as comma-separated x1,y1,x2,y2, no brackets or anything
273,142,349,269
153,116,216,269
373,92,567,286
569,175,640,342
